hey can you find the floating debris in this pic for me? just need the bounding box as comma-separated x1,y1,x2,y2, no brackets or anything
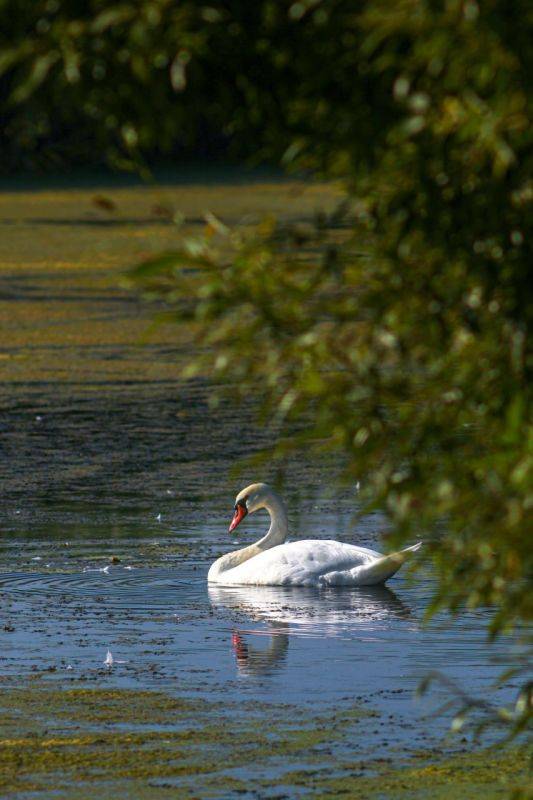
82,565,111,574
92,194,116,212
104,650,127,667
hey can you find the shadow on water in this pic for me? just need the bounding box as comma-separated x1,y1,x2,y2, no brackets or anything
0,164,288,192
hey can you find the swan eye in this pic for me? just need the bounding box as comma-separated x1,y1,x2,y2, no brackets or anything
235,498,248,510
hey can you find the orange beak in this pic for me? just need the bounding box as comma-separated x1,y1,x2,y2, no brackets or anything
229,504,247,532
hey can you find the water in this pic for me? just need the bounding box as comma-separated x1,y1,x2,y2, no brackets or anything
0,176,525,797
0,421,519,735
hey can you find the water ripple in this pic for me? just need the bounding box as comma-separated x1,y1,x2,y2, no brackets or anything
0,567,200,611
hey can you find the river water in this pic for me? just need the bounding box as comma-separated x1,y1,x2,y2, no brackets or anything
0,174,525,797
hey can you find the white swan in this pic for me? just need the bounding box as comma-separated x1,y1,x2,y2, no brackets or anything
208,483,421,587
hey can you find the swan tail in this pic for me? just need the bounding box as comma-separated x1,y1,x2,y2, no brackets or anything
321,542,422,587
355,541,422,585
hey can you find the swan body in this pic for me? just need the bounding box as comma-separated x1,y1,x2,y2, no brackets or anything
208,483,421,587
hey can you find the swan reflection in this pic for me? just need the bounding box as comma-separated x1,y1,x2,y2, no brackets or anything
209,584,415,676
209,583,413,628
231,624,289,676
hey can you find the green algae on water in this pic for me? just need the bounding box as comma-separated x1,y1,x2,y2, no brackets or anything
0,682,529,799
0,681,373,796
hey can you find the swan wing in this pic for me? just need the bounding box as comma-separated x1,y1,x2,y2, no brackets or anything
210,539,383,587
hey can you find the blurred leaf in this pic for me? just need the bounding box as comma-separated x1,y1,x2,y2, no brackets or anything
91,6,135,33
11,51,60,103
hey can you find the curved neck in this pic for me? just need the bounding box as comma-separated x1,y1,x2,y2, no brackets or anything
255,491,289,551
211,490,289,577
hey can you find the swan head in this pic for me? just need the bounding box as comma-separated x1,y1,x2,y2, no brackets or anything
229,483,272,532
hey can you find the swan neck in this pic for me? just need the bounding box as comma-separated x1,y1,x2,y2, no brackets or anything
208,489,289,581
259,493,288,548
